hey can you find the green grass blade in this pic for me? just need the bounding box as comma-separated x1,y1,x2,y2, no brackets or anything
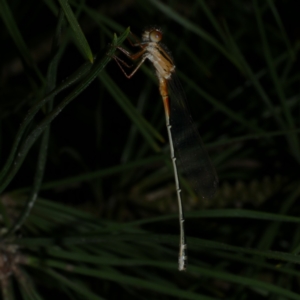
0,61,92,185
58,0,93,62
44,269,106,300
147,0,242,71
179,72,263,133
3,12,66,238
28,258,217,300
222,19,287,129
253,0,300,161
0,0,44,83
99,71,163,151
0,29,130,194
266,0,295,61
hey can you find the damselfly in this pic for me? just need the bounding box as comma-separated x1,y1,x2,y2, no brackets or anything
112,26,218,271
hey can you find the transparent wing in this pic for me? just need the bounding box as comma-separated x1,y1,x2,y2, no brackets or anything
168,73,218,199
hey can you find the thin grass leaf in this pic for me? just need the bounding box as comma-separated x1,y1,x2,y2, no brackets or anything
120,80,154,162
15,269,43,300
43,269,106,300
0,277,14,300
19,230,300,267
28,259,218,300
0,0,44,83
147,0,243,71
16,154,165,193
209,127,300,148
190,266,300,300
4,128,51,237
197,0,231,48
0,199,10,227
58,0,93,62
253,0,300,162
3,12,66,239
82,5,125,34
266,0,295,61
43,0,59,15
99,71,164,150
257,182,300,252
185,237,300,266
227,42,300,100
0,29,130,195
213,250,300,278
40,249,171,267
127,208,300,226
222,19,287,130
0,60,92,185
179,72,263,133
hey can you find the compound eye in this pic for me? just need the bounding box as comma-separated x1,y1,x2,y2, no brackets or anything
149,30,162,42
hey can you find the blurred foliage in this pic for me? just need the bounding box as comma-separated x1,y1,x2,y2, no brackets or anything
1,0,300,299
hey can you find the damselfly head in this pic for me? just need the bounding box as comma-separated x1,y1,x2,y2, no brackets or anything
142,27,163,43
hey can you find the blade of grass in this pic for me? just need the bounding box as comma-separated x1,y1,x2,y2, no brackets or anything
128,208,300,226
197,0,231,48
227,41,300,100
82,5,125,35
0,277,14,300
253,0,300,162
3,11,66,239
0,0,44,83
178,71,264,133
266,0,295,61
44,269,106,300
147,0,243,71
0,29,130,195
256,185,300,253
43,0,59,15
222,19,287,130
15,154,165,193
58,0,93,62
18,231,300,266
28,258,217,300
120,80,154,163
208,127,300,149
174,236,300,266
212,250,300,278
39,245,300,280
192,265,300,300
0,59,92,184
27,248,300,299
16,269,43,300
99,71,164,151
